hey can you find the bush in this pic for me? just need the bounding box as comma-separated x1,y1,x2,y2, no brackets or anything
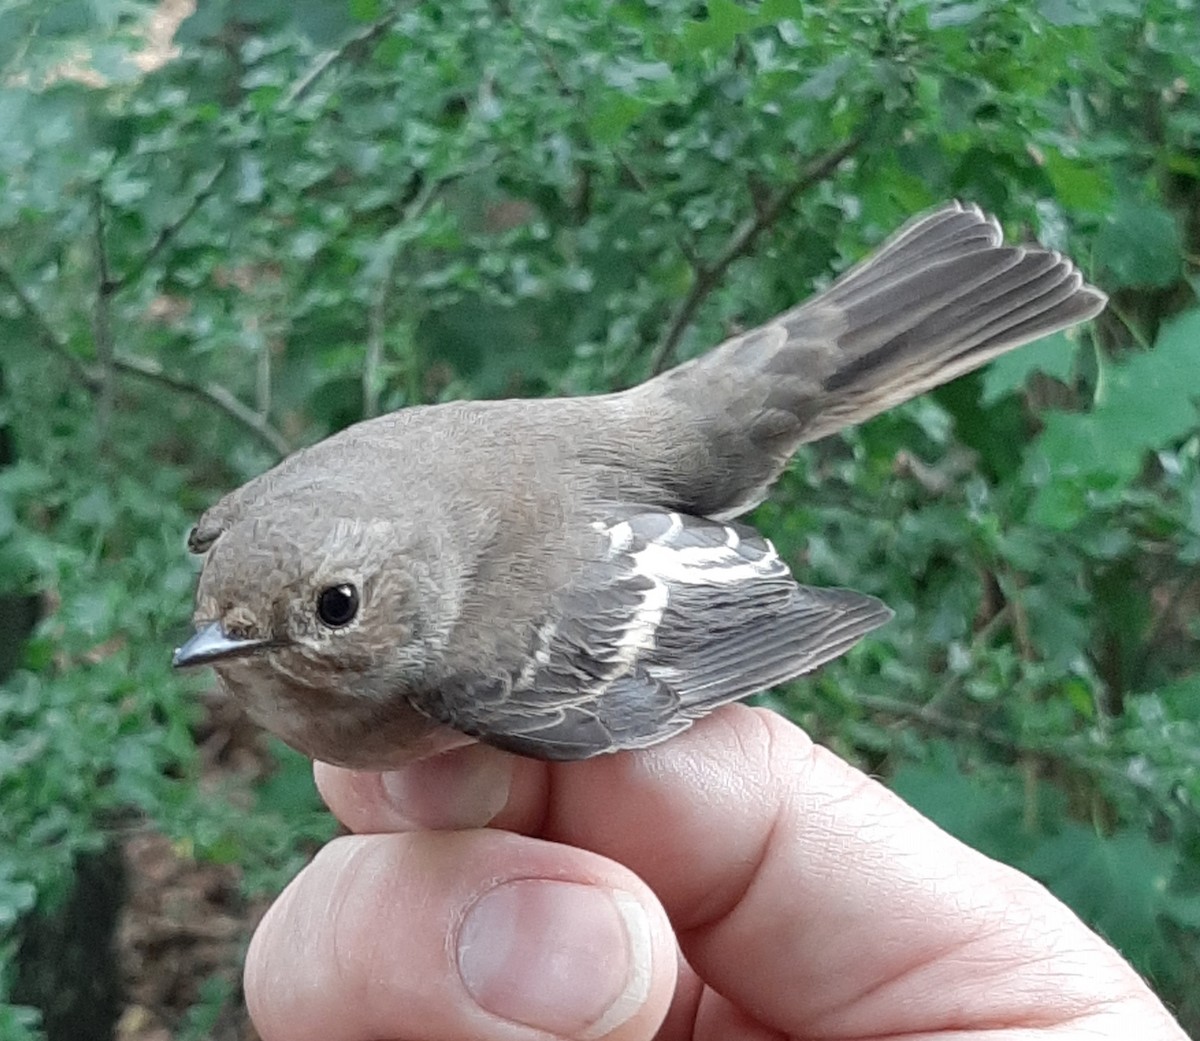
1,0,1198,1035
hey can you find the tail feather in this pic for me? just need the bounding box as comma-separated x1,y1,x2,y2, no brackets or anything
771,202,1108,439
822,248,1083,395
823,204,1006,299
648,201,1107,518
819,248,1031,354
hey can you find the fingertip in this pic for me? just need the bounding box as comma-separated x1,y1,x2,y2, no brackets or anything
244,838,367,1041
457,877,667,1039
246,831,678,1041
315,743,550,833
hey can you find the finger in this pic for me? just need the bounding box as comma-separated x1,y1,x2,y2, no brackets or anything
547,708,1181,1038
315,742,547,832
316,705,1182,1038
246,830,676,1041
542,708,1174,1037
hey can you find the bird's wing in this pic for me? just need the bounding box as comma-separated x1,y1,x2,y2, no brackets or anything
422,511,892,760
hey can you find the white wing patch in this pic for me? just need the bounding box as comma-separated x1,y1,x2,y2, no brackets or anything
580,511,791,680
437,509,891,760
615,576,668,667
516,617,559,690
598,512,786,589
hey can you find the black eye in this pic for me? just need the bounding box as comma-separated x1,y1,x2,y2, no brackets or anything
316,584,359,628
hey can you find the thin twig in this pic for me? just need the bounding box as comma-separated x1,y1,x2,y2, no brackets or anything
255,319,272,417
1003,569,1037,662
855,690,1019,749
1107,300,1153,351
111,353,291,456
364,168,483,416
110,157,229,293
283,13,401,108
364,189,441,419
0,261,290,456
496,0,704,270
852,691,1184,816
649,132,865,374
1,12,40,82
93,192,116,437
923,602,1013,713
0,263,94,387
364,247,398,418
1134,569,1200,679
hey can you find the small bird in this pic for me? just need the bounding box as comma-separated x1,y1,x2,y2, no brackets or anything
174,202,1106,768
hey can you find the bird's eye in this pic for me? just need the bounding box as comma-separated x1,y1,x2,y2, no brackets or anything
316,584,359,628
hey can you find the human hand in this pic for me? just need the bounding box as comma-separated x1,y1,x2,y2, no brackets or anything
245,705,1186,1040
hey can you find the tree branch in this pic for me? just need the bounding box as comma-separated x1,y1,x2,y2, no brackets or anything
0,262,290,457
364,243,400,419
110,13,396,297
648,132,866,375
283,13,401,108
0,264,95,388
495,0,704,269
363,167,486,416
255,320,272,417
852,690,1194,823
110,353,291,457
0,12,399,458
93,192,116,437
110,157,229,294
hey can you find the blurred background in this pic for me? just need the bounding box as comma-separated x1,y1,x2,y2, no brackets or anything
1,0,1198,1038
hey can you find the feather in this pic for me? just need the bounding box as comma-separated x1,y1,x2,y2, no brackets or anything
426,511,891,759
649,201,1107,518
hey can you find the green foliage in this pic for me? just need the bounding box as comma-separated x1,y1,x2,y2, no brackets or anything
1029,310,1200,524
1,0,1198,1035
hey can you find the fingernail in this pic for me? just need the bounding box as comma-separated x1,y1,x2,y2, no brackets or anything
457,880,652,1039
380,744,512,829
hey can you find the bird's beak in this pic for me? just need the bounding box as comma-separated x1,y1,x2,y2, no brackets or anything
172,622,269,668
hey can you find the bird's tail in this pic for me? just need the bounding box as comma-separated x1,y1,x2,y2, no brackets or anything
643,201,1107,518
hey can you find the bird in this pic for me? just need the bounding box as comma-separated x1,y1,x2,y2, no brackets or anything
173,201,1107,768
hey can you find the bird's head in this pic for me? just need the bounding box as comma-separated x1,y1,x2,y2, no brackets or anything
174,513,465,768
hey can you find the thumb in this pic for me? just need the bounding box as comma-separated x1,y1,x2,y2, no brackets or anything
245,830,677,1041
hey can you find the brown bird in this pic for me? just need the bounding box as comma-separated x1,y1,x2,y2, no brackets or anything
174,202,1106,768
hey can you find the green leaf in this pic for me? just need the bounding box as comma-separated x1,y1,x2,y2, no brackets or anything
1095,203,1183,289
0,874,36,929
981,330,1076,405
681,0,762,56
799,56,855,101
1026,308,1200,525
1042,150,1113,211
1038,0,1101,26
1097,311,1200,446
926,1,993,29
891,745,1030,863
589,93,650,145
0,1003,42,1040
349,0,383,21
254,742,325,819
1023,825,1178,972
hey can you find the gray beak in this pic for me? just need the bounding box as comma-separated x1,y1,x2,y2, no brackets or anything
172,622,268,668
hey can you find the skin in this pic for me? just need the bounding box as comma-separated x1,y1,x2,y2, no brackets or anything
245,705,1186,1041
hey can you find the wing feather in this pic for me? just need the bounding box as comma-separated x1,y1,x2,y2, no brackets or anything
427,511,891,759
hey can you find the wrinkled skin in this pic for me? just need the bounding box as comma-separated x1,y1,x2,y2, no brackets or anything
245,706,1185,1041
